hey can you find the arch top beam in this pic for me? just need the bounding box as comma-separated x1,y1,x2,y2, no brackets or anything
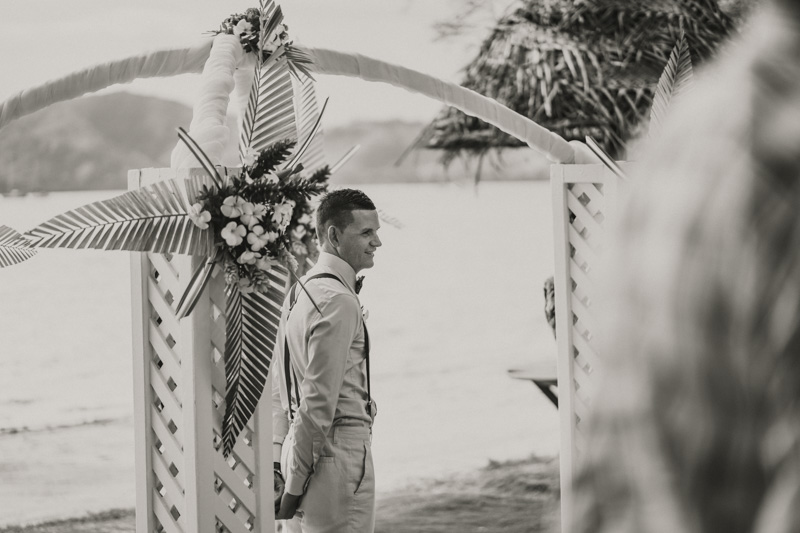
301,46,578,164
0,42,589,164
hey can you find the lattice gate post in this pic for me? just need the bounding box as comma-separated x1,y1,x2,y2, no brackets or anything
129,168,282,533
551,163,627,531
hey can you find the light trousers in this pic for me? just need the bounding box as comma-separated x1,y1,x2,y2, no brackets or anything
279,422,375,533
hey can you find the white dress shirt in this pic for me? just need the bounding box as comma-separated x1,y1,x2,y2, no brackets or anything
271,252,373,496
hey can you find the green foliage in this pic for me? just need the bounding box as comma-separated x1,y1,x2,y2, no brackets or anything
649,32,695,139
250,138,296,177
426,0,744,159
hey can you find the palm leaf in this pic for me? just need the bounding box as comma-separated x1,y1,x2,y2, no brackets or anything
330,145,361,174
649,32,694,139
290,75,327,172
286,97,328,171
175,249,222,319
177,127,223,188
25,176,215,256
0,225,37,267
586,136,629,181
239,6,297,158
222,266,289,457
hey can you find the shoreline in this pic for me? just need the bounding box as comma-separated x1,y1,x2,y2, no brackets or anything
0,455,560,533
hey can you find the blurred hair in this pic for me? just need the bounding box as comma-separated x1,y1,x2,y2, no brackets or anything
571,2,800,533
315,188,376,240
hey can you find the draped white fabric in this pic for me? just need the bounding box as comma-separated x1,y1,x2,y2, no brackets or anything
300,46,581,164
0,39,599,165
0,39,213,132
170,34,243,168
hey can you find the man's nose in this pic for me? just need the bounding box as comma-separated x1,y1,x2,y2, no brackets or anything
372,234,382,247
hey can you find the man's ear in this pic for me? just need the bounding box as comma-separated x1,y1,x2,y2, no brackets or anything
327,224,339,247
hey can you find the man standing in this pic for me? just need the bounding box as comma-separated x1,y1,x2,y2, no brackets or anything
272,189,382,532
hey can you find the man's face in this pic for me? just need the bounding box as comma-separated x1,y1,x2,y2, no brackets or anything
333,210,382,273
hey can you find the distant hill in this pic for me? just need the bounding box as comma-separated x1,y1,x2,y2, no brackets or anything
0,93,192,192
0,91,548,193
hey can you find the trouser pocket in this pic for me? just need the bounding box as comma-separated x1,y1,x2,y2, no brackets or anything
354,441,373,495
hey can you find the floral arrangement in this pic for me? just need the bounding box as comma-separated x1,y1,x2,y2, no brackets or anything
216,7,290,58
0,2,328,457
212,4,313,80
188,138,329,294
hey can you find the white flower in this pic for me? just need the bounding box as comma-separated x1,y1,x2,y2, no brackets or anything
221,196,245,218
291,225,306,240
298,213,312,225
272,202,294,231
242,146,259,167
252,203,268,219
255,255,276,271
233,19,253,37
221,221,247,246
237,250,259,265
239,201,259,228
247,225,271,251
188,202,211,230
237,277,255,294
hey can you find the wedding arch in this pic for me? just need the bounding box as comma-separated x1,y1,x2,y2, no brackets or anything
0,3,619,532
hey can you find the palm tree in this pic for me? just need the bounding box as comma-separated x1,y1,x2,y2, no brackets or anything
421,0,746,161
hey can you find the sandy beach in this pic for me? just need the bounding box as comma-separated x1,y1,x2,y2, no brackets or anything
0,455,560,533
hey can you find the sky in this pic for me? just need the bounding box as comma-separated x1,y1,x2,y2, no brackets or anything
0,0,513,127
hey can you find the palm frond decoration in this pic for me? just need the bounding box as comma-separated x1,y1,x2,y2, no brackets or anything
175,250,222,319
239,3,297,158
24,175,214,256
0,225,37,268
221,266,288,456
649,32,694,139
177,127,223,187
286,97,328,171
291,75,327,172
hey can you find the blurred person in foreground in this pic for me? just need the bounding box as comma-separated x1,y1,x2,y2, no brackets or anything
571,1,800,532
271,189,381,532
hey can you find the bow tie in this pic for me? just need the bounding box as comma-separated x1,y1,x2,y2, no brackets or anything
355,275,365,294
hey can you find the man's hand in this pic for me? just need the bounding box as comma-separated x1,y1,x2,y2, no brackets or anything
276,491,302,520
273,470,285,515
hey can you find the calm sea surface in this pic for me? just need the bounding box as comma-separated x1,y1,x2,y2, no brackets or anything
0,182,559,524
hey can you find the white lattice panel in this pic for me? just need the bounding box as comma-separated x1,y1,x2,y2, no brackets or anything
551,163,629,528
130,168,287,533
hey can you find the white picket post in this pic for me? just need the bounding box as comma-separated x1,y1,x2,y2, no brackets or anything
129,167,279,533
551,162,631,532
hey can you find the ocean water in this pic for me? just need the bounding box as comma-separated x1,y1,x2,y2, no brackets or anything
0,181,560,525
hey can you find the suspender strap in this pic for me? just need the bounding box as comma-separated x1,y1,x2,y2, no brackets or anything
283,273,371,420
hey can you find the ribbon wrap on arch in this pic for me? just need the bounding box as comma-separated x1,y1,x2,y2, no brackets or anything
0,42,596,164
0,40,213,132
299,46,578,164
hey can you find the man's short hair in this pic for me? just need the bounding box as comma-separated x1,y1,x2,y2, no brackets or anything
315,189,376,237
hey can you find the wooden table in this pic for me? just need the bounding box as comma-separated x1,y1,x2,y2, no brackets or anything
507,360,558,407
